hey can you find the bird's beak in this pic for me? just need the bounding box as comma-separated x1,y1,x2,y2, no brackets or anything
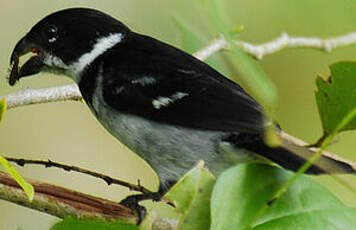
9,35,45,86
10,36,31,65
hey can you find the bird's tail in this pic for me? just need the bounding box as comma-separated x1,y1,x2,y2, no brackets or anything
241,131,355,174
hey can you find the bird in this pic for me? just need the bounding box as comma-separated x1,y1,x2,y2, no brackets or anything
9,7,355,218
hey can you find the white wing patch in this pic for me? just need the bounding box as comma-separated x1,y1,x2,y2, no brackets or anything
152,92,189,109
71,33,123,79
131,77,156,86
48,37,57,43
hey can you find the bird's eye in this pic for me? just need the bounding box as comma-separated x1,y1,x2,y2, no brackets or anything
45,24,58,43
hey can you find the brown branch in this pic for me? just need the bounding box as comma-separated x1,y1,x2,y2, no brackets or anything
5,157,153,194
0,171,136,222
0,171,178,229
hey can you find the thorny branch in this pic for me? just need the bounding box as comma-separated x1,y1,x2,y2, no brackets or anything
5,157,153,194
3,32,356,109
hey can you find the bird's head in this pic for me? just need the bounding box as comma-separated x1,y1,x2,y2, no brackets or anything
9,8,129,85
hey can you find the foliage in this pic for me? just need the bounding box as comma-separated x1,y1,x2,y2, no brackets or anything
50,163,356,229
211,164,356,230
0,99,34,201
165,161,215,230
174,15,230,76
0,156,34,201
50,218,139,230
196,0,278,111
0,98,6,122
316,62,356,138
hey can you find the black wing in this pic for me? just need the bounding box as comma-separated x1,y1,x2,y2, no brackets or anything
100,33,265,133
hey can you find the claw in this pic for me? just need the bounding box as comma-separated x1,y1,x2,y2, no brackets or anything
119,192,162,225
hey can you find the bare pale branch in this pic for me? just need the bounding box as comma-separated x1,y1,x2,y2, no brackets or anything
235,32,356,59
3,83,82,109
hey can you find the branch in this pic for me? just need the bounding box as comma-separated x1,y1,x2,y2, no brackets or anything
195,32,356,60
3,83,82,109
3,32,356,109
279,131,356,170
193,35,227,60
0,171,178,229
5,157,153,194
235,32,356,59
0,171,136,222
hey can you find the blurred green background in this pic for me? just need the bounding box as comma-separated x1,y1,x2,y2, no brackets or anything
1,0,356,229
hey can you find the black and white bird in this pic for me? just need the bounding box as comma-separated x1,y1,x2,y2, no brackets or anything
9,8,355,211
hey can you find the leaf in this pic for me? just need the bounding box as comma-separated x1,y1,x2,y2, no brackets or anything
197,0,278,111
0,98,7,122
165,161,216,230
174,15,208,53
0,156,34,201
316,61,356,136
50,218,139,230
174,15,230,75
139,212,153,230
226,48,278,111
210,164,356,230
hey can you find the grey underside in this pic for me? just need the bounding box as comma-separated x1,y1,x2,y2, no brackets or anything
92,104,261,188
87,73,265,189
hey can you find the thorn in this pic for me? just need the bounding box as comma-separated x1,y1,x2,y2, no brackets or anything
267,197,277,206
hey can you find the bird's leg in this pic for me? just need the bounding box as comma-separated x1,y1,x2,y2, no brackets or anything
119,192,162,224
119,180,176,224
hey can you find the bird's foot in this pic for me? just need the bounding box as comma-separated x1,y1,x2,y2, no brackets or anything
120,192,162,224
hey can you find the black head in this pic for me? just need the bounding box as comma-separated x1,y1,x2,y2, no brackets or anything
9,8,130,85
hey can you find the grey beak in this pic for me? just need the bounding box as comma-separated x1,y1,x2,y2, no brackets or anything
9,35,44,86
10,36,31,66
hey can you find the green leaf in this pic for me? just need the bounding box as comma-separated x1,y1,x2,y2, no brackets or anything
165,161,216,230
316,61,356,136
50,218,139,230
174,15,230,75
174,15,208,53
197,0,278,111
0,156,34,201
210,164,356,230
196,0,230,35
0,98,7,122
227,48,278,111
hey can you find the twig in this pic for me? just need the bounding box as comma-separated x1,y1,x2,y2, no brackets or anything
235,32,356,59
0,171,178,229
193,32,356,60
5,157,153,194
3,32,356,109
3,83,82,109
193,35,227,60
279,131,356,170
